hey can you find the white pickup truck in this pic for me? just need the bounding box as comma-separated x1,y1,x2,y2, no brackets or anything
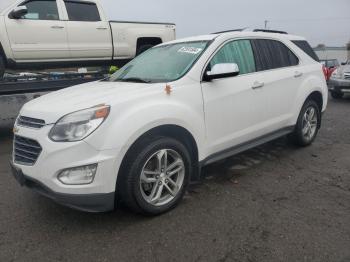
0,0,176,78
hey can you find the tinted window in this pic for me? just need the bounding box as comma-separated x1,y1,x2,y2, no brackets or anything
251,39,299,71
210,40,256,75
21,0,59,20
328,60,335,67
64,1,100,21
292,40,319,62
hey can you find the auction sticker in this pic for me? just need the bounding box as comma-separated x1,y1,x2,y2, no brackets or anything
178,47,203,54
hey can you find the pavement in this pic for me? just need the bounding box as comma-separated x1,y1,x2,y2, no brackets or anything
0,97,349,262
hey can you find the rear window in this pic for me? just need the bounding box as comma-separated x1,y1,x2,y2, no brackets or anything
64,1,101,21
292,40,319,62
251,39,299,71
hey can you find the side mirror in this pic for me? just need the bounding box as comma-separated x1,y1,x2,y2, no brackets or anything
204,63,240,81
10,6,28,19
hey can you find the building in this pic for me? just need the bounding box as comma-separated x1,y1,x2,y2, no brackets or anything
314,46,350,63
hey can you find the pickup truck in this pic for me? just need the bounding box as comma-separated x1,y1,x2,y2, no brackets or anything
0,0,176,79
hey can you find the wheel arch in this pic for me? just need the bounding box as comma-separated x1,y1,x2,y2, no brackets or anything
136,37,162,51
294,90,324,129
0,41,7,65
307,91,323,112
306,91,323,128
117,124,200,190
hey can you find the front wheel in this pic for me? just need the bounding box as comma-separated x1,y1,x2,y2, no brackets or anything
331,91,344,99
118,136,192,215
289,100,321,147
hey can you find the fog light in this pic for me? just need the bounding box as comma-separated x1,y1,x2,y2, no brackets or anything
58,164,97,185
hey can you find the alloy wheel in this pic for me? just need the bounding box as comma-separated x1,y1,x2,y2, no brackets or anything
139,149,185,207
302,106,318,142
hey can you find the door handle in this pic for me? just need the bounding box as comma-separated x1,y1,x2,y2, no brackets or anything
51,25,64,29
294,71,303,78
252,81,264,89
96,27,108,30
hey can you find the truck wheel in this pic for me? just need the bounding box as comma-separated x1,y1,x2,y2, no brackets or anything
118,136,192,215
0,55,5,80
331,91,344,99
136,44,154,56
289,99,321,147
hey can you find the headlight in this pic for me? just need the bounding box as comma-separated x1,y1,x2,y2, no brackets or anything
49,105,110,142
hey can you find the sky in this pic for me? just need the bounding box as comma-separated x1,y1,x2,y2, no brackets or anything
1,0,349,47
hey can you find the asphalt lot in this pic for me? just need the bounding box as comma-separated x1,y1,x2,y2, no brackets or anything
0,96,349,262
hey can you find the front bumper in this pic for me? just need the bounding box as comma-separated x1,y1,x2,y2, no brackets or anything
10,162,115,212
11,124,125,212
328,78,350,92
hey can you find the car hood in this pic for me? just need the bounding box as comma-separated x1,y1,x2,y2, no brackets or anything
20,80,163,124
340,65,350,74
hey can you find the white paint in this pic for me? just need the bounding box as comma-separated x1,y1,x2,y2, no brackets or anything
11,31,328,202
0,0,176,64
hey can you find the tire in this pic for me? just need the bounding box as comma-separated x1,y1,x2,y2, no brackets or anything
118,136,192,215
136,44,154,56
289,99,321,147
0,55,5,80
331,91,344,99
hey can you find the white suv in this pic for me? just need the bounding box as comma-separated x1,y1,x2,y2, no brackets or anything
11,31,328,215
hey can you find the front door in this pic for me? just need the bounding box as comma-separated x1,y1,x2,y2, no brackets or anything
5,0,70,61
201,39,267,156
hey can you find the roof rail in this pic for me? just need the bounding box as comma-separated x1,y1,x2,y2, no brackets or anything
212,28,247,34
253,29,288,34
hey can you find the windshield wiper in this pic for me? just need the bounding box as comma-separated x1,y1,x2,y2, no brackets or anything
117,77,152,83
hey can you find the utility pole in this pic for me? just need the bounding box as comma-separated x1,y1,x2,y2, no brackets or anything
264,20,269,29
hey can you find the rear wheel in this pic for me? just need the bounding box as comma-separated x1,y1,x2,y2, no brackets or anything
331,90,344,99
118,136,192,215
289,99,321,147
0,55,5,80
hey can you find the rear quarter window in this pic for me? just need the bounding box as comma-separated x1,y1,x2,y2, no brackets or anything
292,40,319,62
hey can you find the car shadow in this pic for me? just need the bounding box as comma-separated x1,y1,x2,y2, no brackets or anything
26,136,300,230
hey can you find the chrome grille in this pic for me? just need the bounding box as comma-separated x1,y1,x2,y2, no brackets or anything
13,135,42,166
17,116,45,129
344,73,350,80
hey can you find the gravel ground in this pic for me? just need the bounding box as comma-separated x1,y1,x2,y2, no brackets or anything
0,97,349,262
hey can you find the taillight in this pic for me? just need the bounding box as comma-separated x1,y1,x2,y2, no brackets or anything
322,65,328,80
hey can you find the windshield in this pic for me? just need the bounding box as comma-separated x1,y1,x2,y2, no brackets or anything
109,41,209,83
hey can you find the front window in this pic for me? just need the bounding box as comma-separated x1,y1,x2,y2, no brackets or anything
209,39,256,75
109,41,209,83
21,0,59,20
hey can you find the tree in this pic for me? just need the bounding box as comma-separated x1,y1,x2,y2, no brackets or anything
316,44,326,49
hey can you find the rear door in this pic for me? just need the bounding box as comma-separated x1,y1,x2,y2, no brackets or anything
63,0,112,60
251,39,301,131
5,0,70,61
201,39,267,155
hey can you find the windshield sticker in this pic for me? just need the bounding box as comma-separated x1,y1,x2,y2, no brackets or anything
178,47,203,55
